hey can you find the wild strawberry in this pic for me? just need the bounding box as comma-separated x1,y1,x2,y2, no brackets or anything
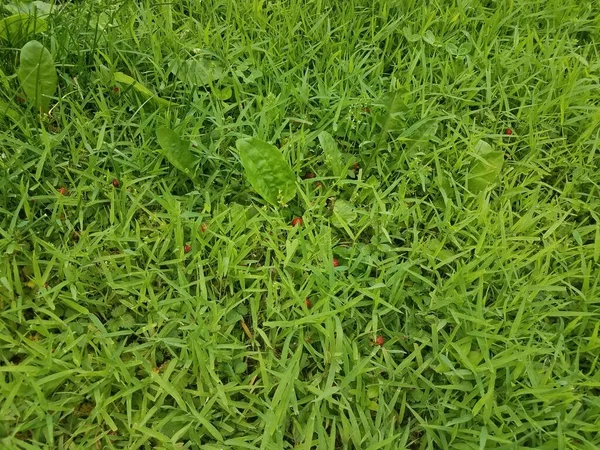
291,217,303,227
200,223,208,233
113,86,120,94
505,128,513,136
184,244,192,253
304,298,312,308
112,178,119,187
374,335,385,346
57,187,67,196
332,258,339,267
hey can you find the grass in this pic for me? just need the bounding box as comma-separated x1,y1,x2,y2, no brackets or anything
1,0,600,448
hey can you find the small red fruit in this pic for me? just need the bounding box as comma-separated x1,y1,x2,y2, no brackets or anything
57,187,67,196
332,258,339,267
374,335,385,346
112,178,119,187
363,107,370,113
200,223,208,233
291,217,303,227
184,244,192,253
304,298,312,308
352,162,360,171
303,172,315,179
504,128,513,136
113,86,120,94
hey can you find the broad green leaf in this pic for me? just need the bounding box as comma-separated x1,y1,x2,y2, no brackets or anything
0,14,47,46
0,99,23,124
318,130,345,178
331,199,357,229
172,57,225,87
376,90,408,149
467,140,504,194
213,86,232,100
17,40,57,113
114,72,176,107
5,1,53,17
156,126,197,180
235,137,296,207
404,119,439,155
89,12,115,32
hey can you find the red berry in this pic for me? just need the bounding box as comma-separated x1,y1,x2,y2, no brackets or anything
57,187,67,196
113,86,120,94
303,172,315,179
184,244,192,253
505,128,513,135
304,298,312,308
291,217,303,227
363,107,370,113
112,178,119,187
352,162,359,171
332,258,339,267
375,335,385,346
200,223,208,233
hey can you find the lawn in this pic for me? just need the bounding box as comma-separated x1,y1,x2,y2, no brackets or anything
1,0,600,448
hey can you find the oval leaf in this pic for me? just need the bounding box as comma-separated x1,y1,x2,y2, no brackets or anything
5,2,53,17
17,40,57,113
331,199,357,229
376,90,408,149
0,14,47,46
156,126,197,180
318,131,345,178
114,72,176,107
172,57,225,87
467,140,504,194
235,137,296,206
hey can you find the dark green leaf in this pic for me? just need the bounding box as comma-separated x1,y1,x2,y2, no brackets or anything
318,131,345,178
467,140,504,194
235,137,296,207
17,40,57,113
156,126,197,180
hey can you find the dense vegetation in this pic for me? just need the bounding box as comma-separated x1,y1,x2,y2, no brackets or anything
1,0,599,448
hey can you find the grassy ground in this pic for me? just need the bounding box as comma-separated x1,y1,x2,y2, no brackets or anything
1,0,600,448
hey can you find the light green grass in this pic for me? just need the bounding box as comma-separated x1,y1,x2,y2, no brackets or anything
1,0,600,448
